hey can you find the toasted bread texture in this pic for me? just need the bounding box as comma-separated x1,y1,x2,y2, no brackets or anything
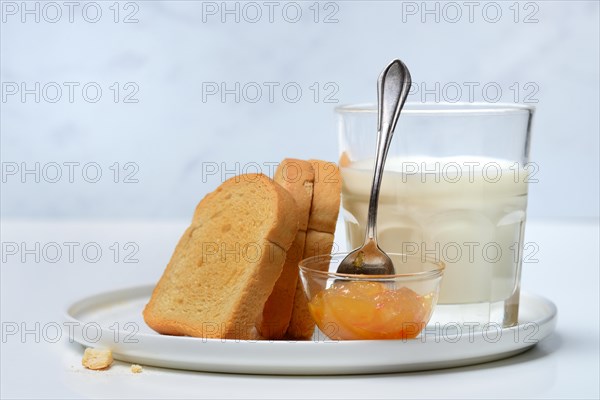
143,174,299,339
308,160,342,234
257,159,315,339
285,160,341,340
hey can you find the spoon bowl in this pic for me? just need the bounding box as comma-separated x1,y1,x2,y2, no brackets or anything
335,239,393,275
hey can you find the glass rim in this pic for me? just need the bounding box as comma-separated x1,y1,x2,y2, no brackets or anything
335,102,535,116
299,252,445,280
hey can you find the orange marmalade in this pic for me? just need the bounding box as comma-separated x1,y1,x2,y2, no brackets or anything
308,281,433,340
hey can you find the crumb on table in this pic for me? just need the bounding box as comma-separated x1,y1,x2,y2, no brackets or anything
131,364,143,373
82,348,113,370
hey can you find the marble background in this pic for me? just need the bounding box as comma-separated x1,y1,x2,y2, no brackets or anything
1,1,599,219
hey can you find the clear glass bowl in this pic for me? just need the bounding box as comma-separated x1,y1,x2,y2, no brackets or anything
299,253,445,340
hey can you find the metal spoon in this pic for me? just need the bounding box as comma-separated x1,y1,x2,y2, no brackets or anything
337,59,412,275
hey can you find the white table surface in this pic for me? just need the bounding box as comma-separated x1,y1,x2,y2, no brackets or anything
1,218,598,399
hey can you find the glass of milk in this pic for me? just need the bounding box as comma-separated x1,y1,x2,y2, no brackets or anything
337,103,535,329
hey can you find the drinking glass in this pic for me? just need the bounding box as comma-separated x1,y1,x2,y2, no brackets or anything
336,103,535,328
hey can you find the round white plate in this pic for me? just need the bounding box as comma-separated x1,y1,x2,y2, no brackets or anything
65,285,557,375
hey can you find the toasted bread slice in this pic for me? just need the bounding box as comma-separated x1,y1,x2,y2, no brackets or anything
285,160,341,340
143,174,299,339
257,159,315,339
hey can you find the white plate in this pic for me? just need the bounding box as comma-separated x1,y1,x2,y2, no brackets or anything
65,285,557,375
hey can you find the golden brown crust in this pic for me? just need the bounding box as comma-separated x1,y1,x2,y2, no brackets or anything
302,230,337,258
257,159,315,339
273,159,315,232
192,174,298,251
307,160,342,234
285,160,341,340
143,174,299,340
285,231,335,340
257,232,307,338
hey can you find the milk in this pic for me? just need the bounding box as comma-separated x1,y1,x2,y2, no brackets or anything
341,156,529,305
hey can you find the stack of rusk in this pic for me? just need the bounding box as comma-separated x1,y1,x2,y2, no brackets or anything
143,159,341,340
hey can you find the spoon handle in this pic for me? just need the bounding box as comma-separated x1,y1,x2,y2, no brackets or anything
365,59,412,241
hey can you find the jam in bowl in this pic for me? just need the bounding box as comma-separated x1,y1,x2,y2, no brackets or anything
299,253,445,340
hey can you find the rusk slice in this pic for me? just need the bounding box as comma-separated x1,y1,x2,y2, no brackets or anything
143,174,299,340
257,159,315,339
285,160,341,340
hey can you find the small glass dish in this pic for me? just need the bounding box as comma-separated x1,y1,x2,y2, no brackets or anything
299,253,445,340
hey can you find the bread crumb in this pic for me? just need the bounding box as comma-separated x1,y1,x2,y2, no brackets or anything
82,348,113,370
131,364,143,373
